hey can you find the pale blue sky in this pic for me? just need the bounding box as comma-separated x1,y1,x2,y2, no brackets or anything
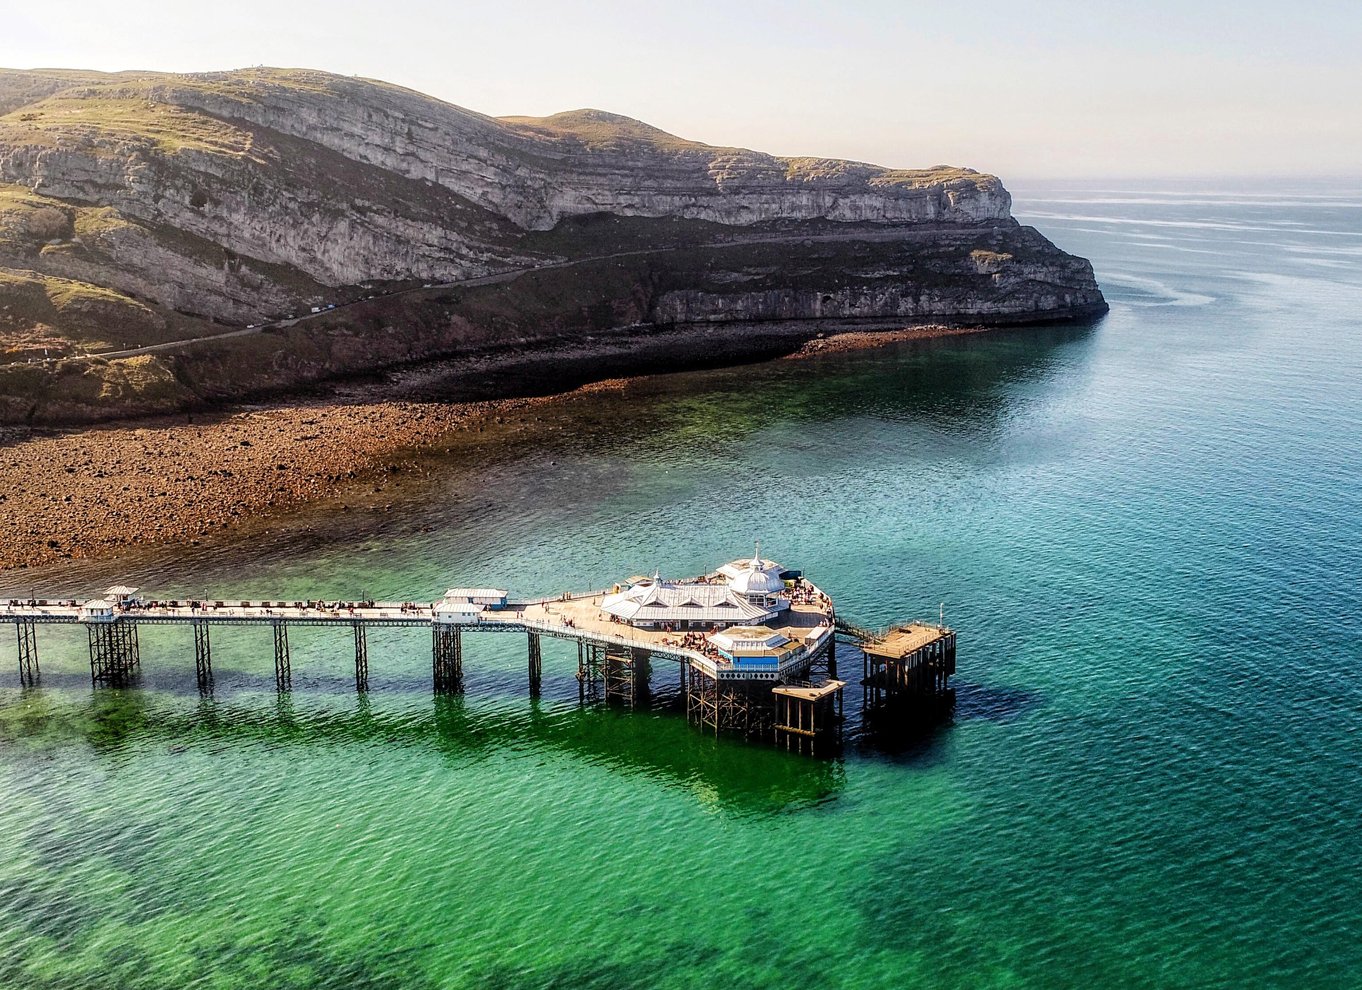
6,0,1359,179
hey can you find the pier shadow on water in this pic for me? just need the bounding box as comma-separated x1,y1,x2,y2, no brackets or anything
0,684,846,816
846,681,1042,765
426,692,847,815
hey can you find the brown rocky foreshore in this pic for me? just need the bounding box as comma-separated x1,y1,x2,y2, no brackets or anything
0,321,1000,572
785,323,994,357
0,392,576,572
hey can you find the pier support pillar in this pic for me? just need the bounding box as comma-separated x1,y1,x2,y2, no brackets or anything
273,623,291,691
353,622,369,692
827,634,837,679
527,633,542,697
684,665,774,737
15,619,39,686
604,647,649,709
576,642,602,702
88,621,140,685
685,664,728,734
193,621,212,688
432,626,463,693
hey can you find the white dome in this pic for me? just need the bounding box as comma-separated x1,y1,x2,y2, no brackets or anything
729,557,785,596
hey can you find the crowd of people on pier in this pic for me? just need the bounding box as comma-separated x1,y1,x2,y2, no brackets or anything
785,579,829,607
88,597,434,619
651,629,724,661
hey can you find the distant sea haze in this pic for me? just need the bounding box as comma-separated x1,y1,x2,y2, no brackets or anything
1,179,1360,988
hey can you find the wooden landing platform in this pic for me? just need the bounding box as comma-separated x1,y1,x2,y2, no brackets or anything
772,679,846,702
861,623,956,710
772,678,846,754
862,623,952,660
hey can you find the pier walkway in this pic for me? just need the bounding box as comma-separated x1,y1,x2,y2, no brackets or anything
0,588,833,686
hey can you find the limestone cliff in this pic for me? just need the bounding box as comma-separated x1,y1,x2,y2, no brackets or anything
0,66,1105,423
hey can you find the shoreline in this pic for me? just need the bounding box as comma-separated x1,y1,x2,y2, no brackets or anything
0,319,1058,573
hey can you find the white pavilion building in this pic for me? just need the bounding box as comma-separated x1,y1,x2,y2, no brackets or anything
599,551,792,631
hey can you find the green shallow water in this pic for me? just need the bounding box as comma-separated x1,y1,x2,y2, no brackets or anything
2,180,1361,988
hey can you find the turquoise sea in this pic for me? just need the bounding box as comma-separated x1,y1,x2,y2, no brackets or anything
2,180,1360,988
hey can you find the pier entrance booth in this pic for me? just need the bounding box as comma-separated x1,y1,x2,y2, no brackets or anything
79,599,116,622
435,601,484,624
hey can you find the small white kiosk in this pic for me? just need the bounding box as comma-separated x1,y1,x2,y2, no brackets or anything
80,599,116,622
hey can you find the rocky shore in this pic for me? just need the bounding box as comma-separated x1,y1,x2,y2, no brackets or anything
0,321,1011,571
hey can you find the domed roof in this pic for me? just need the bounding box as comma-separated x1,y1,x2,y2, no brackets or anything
728,552,785,596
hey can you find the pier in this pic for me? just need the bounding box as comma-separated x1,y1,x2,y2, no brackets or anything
2,552,955,752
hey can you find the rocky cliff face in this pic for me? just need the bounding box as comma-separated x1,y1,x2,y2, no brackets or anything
0,66,1105,423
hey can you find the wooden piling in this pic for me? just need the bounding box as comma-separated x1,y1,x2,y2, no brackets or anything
773,680,845,755
860,624,956,724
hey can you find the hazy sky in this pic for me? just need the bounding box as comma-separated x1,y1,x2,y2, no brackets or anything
6,0,1360,180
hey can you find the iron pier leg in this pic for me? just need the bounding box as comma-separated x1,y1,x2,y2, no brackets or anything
432,626,463,694
527,633,542,698
604,647,632,708
353,622,369,692
636,649,651,706
273,622,291,691
123,622,140,681
827,634,837,679
604,647,649,709
88,621,140,685
862,647,871,720
16,619,38,686
193,621,212,688
576,643,602,704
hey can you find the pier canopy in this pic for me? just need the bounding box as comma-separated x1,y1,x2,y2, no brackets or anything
599,576,783,629
105,586,140,605
717,554,784,583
